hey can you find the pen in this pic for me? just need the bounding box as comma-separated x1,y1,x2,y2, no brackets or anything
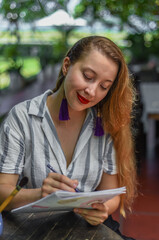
47,163,80,192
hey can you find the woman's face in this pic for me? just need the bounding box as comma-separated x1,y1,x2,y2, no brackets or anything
63,49,118,112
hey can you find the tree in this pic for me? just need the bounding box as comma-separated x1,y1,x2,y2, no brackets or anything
73,0,159,63
0,0,69,41
0,0,76,91
73,0,159,33
0,0,74,56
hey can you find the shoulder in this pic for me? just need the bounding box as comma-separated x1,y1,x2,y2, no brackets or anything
2,90,52,132
8,89,52,119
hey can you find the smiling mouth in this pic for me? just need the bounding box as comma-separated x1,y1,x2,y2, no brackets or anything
77,93,90,104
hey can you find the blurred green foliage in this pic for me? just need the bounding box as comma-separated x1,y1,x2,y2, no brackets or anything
0,0,63,25
74,0,159,62
127,32,159,63
74,0,159,29
20,57,41,78
0,0,159,92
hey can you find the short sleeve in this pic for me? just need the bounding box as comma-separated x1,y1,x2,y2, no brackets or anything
103,135,117,175
0,107,25,174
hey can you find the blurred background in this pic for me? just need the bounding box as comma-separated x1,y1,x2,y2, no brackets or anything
0,1,159,239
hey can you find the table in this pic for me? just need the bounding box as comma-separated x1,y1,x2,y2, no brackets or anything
140,82,159,159
1,211,123,240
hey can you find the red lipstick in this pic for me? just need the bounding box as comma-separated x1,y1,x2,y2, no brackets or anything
77,93,90,104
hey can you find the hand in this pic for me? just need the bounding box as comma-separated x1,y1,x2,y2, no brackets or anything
74,203,109,226
41,172,78,197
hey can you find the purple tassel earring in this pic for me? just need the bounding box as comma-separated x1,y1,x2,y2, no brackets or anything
94,107,104,136
59,97,70,121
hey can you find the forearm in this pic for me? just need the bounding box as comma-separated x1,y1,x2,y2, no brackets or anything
96,173,120,216
104,195,120,215
0,184,41,211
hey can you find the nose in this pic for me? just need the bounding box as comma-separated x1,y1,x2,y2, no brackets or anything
84,84,96,98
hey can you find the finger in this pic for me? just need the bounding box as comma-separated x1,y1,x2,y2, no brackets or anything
80,214,103,225
41,186,60,197
91,203,109,211
82,211,107,225
45,173,78,192
80,211,104,222
75,208,102,218
49,172,78,188
86,219,101,226
74,205,108,222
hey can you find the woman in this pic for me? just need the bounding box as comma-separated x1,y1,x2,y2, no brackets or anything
0,36,137,238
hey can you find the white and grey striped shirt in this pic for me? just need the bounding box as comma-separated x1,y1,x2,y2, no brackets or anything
0,90,117,192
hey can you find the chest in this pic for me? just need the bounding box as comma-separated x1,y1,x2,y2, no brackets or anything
55,122,83,167
23,113,111,190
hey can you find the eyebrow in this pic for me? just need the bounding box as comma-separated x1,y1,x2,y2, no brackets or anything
83,67,113,83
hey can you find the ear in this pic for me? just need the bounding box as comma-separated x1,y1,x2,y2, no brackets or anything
62,57,70,76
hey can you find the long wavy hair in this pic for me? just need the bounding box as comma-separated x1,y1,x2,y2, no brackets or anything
53,36,137,216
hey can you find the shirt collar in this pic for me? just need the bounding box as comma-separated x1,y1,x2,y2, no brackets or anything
28,89,95,121
28,89,53,118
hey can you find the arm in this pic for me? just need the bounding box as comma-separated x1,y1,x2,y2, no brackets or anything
96,172,120,215
74,172,120,226
0,173,41,211
0,172,79,211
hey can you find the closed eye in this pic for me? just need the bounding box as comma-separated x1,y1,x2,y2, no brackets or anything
100,85,108,90
83,73,93,80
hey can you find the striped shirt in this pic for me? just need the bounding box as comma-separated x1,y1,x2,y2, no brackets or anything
0,90,117,191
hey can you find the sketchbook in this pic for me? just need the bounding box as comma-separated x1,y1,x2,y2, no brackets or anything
11,187,126,213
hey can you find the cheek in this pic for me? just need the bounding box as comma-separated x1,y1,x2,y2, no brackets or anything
96,91,108,102
65,72,85,91
64,75,79,100
64,78,77,95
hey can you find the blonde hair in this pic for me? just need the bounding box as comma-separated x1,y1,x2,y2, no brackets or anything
53,36,137,216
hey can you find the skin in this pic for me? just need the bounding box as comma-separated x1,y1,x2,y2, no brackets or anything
0,49,120,226
63,50,118,112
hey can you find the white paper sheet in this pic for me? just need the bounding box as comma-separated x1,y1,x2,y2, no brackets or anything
11,187,126,213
